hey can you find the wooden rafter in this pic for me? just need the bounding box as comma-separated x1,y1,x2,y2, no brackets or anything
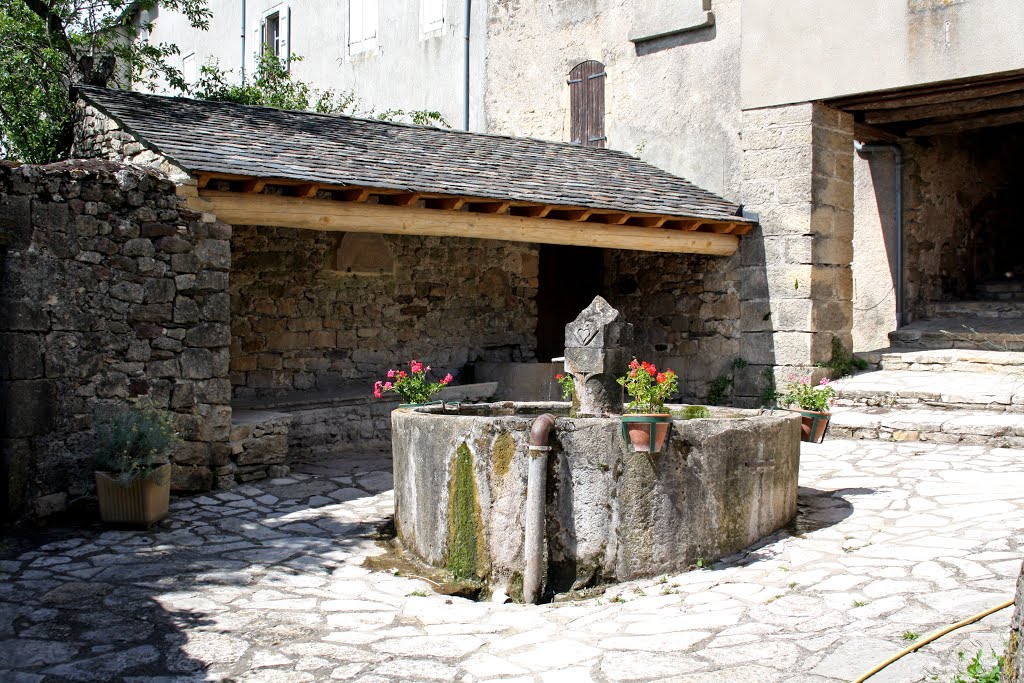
425,197,466,210
380,192,421,207
188,190,740,256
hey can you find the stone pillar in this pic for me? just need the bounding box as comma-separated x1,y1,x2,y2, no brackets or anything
564,296,633,417
739,102,854,383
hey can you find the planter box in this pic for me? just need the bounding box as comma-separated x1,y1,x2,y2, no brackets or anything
95,463,171,527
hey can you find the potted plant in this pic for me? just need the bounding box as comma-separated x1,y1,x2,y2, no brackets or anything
93,405,178,527
617,359,679,452
777,374,837,443
374,360,453,406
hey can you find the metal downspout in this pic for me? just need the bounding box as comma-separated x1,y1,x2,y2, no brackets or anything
240,0,246,84
463,0,472,130
854,141,904,327
524,413,556,604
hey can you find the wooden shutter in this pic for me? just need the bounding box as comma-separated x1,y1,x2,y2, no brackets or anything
568,60,607,148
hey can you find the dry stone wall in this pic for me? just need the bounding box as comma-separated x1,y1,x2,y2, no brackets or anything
603,249,748,404
0,161,231,522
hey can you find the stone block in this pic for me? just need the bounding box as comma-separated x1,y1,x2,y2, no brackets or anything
0,333,44,380
122,238,155,258
195,378,232,404
171,253,200,273
185,322,230,348
155,236,193,254
144,277,176,304
3,299,50,331
171,464,213,492
32,492,67,517
180,348,214,379
173,441,210,466
195,239,230,270
2,379,58,437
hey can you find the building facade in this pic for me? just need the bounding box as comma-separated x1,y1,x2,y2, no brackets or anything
143,0,1024,400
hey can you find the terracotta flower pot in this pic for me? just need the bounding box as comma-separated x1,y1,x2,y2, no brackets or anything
798,409,831,443
621,414,673,452
95,463,171,528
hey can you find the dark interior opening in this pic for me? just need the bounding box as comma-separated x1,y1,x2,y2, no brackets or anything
536,244,605,361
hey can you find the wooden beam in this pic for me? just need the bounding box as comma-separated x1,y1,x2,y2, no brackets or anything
832,72,1024,111
196,174,212,189
732,223,755,236
189,190,739,256
906,109,1024,136
864,91,1024,125
708,223,736,234
425,197,466,210
853,122,903,144
666,219,704,231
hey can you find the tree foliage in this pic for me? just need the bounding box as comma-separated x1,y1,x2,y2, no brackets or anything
191,49,448,127
0,0,210,163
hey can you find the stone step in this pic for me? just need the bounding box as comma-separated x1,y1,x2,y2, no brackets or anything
927,300,1024,318
977,280,1024,301
828,406,1024,446
873,348,1024,375
832,369,1024,412
888,317,1024,351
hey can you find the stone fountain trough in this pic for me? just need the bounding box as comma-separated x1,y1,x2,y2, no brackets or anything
391,299,801,601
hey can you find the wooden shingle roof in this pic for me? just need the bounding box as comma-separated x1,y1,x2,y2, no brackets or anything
77,86,749,225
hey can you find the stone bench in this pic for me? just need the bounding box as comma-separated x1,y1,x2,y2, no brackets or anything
225,409,291,488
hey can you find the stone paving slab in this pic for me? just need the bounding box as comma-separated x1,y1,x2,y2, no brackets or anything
875,349,1024,375
1,439,1022,682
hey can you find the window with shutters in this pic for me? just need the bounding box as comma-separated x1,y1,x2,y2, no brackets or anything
349,0,378,55
260,6,289,64
568,61,607,148
422,0,443,33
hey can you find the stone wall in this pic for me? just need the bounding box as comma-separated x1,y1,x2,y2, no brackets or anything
229,225,539,398
72,101,186,181
603,249,746,404
0,161,232,522
739,103,855,387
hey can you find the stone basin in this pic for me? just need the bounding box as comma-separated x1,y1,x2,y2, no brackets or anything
392,401,801,600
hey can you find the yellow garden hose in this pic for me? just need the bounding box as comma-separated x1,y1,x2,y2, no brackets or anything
849,598,1015,683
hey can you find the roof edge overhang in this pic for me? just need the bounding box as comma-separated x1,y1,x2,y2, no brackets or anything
180,172,753,256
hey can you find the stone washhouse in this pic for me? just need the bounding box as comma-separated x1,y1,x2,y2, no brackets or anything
1,85,762,522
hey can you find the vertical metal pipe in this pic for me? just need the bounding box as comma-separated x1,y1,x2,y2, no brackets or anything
240,0,246,84
524,413,556,604
463,0,472,130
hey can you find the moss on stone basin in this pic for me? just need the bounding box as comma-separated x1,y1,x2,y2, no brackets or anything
392,402,801,600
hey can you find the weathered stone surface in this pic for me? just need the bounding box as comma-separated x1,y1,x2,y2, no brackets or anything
0,162,231,522
393,404,800,591
563,296,633,417
1008,560,1024,683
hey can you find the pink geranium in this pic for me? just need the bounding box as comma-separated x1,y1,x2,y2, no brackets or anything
372,360,452,403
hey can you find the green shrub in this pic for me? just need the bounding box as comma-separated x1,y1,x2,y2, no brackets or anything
94,407,178,486
819,336,867,378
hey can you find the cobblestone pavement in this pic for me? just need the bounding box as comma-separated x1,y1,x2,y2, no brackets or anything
2,440,1022,683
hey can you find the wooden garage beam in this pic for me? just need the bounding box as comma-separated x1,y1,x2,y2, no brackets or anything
906,109,1024,136
189,190,740,256
864,91,1024,125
